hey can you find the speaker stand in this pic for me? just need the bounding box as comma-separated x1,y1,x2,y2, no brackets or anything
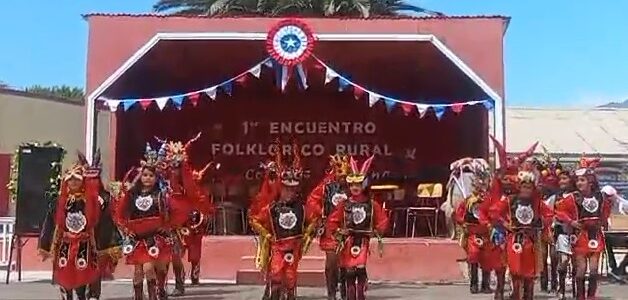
5,234,27,285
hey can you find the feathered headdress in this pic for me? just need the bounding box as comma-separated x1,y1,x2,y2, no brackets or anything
346,155,375,185
193,161,221,182
329,153,350,177
140,142,168,172
535,145,564,190
273,139,303,187
159,132,201,168
517,170,536,185
575,153,601,177
490,135,538,176
62,150,101,182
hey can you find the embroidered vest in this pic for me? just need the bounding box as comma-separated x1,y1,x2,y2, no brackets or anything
508,197,539,229
344,199,374,233
129,191,163,220
270,200,305,240
323,181,348,218
574,192,602,220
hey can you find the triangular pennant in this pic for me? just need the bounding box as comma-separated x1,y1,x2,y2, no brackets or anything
482,100,494,110
400,102,415,116
249,64,262,78
264,59,274,69
338,78,351,92
155,97,169,110
416,104,429,118
433,106,446,120
122,100,136,111
235,74,248,86
171,95,184,109
281,65,290,91
188,93,201,107
353,86,365,100
139,99,152,110
451,103,464,114
325,67,339,84
205,87,217,100
384,99,396,113
221,81,233,96
105,100,121,112
296,64,308,90
368,93,380,107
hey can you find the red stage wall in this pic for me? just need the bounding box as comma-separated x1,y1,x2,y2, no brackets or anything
115,87,487,205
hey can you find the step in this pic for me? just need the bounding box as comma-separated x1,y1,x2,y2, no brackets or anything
236,269,326,286
240,255,325,270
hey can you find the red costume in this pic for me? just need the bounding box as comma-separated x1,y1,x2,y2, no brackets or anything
488,171,553,300
38,155,102,298
326,156,389,300
112,143,178,300
249,142,317,300
306,154,350,299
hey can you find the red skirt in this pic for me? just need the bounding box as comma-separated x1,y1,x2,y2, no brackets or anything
318,226,338,252
338,236,371,268
573,229,605,256
125,234,172,265
465,233,505,271
53,235,100,290
505,234,537,278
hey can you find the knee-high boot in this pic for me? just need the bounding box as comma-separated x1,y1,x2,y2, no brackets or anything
60,287,74,300
494,270,505,300
510,277,522,300
356,269,367,300
469,263,479,294
575,277,586,300
190,262,200,285
269,283,282,300
146,279,158,300
550,259,558,293
557,270,566,300
540,261,549,292
339,268,347,300
481,270,492,293
75,286,87,300
523,278,534,300
587,274,599,298
325,262,339,299
171,262,185,296
88,277,102,300
133,281,144,300
345,269,357,300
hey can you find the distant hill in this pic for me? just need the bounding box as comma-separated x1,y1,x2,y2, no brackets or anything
599,99,628,108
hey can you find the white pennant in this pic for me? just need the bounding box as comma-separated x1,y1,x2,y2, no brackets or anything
263,59,273,68
368,93,380,107
249,64,262,78
416,104,429,118
205,87,217,100
325,67,339,84
106,100,120,112
155,97,169,110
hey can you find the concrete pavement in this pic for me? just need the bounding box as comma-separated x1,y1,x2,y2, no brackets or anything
0,280,626,300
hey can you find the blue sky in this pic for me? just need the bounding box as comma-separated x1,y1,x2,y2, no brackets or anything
0,0,626,107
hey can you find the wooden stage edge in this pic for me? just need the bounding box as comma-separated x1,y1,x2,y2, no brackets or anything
16,236,467,284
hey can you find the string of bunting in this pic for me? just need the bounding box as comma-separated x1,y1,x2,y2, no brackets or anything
99,18,494,120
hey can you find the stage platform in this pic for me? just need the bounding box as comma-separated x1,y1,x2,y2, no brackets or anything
13,236,466,284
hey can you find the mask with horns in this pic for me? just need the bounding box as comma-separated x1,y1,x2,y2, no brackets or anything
346,155,375,187
273,140,303,187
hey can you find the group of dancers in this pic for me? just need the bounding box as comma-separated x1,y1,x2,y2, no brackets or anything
454,137,622,300
37,136,389,300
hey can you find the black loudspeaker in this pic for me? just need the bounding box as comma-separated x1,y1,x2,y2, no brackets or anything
14,145,64,235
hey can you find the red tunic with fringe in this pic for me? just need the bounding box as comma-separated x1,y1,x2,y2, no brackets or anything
571,192,611,256
489,195,553,278
306,172,346,252
326,194,388,269
51,177,102,290
113,189,173,265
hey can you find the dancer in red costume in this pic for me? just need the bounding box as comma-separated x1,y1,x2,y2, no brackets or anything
159,135,216,296
112,143,175,300
485,136,539,300
488,171,553,300
307,153,350,300
38,152,103,300
249,142,318,300
326,156,389,300
453,158,501,295
554,155,610,299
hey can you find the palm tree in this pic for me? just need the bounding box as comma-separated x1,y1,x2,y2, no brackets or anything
153,0,443,17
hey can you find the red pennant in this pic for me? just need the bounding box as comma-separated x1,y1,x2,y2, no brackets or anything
139,100,152,110
235,74,248,86
188,93,200,107
400,102,415,116
451,103,464,114
353,86,365,99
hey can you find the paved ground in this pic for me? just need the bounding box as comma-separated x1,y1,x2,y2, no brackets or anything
0,281,626,300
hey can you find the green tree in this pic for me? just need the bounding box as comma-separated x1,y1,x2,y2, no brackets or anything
25,85,84,102
153,0,442,17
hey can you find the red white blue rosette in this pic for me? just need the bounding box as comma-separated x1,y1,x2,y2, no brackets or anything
266,19,315,67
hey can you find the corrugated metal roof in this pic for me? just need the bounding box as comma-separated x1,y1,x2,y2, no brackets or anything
82,12,509,21
507,107,628,155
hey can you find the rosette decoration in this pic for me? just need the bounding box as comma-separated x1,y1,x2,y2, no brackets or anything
266,18,315,91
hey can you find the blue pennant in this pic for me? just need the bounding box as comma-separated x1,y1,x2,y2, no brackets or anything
384,99,396,113
482,100,494,110
272,59,282,90
338,78,351,92
171,95,184,109
122,100,136,111
221,81,233,96
433,106,446,120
